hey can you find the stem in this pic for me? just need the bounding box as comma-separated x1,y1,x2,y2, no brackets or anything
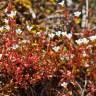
29,8,36,19
76,81,82,91
86,0,88,18
86,0,88,27
81,79,87,96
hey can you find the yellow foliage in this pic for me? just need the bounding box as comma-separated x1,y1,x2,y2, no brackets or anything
15,0,32,9
50,0,57,4
74,18,81,24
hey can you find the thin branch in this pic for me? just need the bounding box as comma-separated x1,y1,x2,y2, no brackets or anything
76,81,82,91
86,0,89,27
86,0,89,18
81,79,88,96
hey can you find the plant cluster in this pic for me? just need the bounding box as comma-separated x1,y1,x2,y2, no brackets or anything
0,1,96,96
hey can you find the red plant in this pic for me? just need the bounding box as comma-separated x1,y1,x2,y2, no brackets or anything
0,1,96,96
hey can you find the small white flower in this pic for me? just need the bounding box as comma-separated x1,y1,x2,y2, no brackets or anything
0,26,4,32
89,35,96,41
52,46,60,52
0,54,2,60
12,44,19,49
21,40,30,43
7,11,17,18
16,29,22,34
66,33,72,39
61,31,67,36
65,56,70,60
75,39,83,45
85,63,89,67
58,0,65,6
74,11,81,16
27,25,33,31
60,56,64,61
55,31,62,37
82,38,89,44
75,38,89,45
61,82,68,88
4,25,10,31
48,33,55,39
82,51,87,57
4,19,9,24
19,40,30,44
66,0,73,6
36,32,41,35
70,54,74,59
